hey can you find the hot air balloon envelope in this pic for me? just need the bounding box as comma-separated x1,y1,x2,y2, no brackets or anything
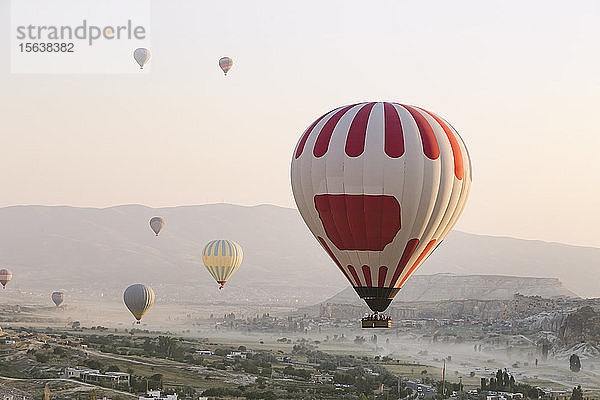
123,284,155,322
52,291,64,307
219,57,233,75
133,48,151,69
149,217,165,236
0,269,12,289
202,240,243,289
290,102,472,313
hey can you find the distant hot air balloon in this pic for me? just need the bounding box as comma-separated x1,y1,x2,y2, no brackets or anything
52,291,64,307
133,48,151,69
290,102,472,316
149,217,165,236
219,57,233,76
202,240,243,289
124,284,154,323
0,269,12,289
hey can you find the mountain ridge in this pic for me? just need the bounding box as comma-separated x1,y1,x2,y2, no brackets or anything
0,203,596,306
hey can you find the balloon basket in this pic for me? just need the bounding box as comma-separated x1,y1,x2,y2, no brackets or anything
361,314,391,329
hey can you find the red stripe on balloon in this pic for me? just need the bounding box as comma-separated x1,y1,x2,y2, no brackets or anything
329,195,355,249
378,266,388,287
398,239,437,287
314,194,401,251
295,111,331,159
345,102,376,157
313,104,357,157
389,238,420,287
317,236,352,284
418,108,464,180
347,265,362,287
400,105,440,160
384,103,404,158
362,265,373,286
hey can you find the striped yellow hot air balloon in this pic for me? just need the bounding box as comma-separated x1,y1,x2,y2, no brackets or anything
202,240,243,289
123,284,154,323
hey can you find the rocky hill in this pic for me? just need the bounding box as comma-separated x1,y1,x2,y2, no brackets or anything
319,274,577,304
559,306,600,347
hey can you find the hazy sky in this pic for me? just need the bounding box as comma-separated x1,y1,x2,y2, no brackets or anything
1,1,599,248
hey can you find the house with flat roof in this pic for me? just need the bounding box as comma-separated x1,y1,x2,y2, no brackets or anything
138,391,177,400
61,368,129,386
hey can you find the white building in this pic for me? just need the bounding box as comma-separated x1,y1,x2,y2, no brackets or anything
62,368,129,385
139,391,177,400
226,351,246,359
310,372,333,384
62,368,100,379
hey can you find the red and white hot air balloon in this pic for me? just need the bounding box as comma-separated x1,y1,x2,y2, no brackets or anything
0,269,12,289
291,102,472,314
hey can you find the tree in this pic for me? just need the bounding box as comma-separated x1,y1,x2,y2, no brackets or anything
89,390,97,400
149,373,163,389
503,370,509,387
359,394,368,400
541,343,549,360
53,347,66,356
496,369,503,387
570,354,581,373
571,385,583,400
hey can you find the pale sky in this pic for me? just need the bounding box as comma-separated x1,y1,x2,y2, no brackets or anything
1,0,599,247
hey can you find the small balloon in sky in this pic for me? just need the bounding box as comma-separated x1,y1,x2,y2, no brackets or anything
219,57,233,76
133,48,151,69
0,269,12,289
124,284,155,323
149,217,165,236
0,268,12,289
52,291,65,307
202,239,243,289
